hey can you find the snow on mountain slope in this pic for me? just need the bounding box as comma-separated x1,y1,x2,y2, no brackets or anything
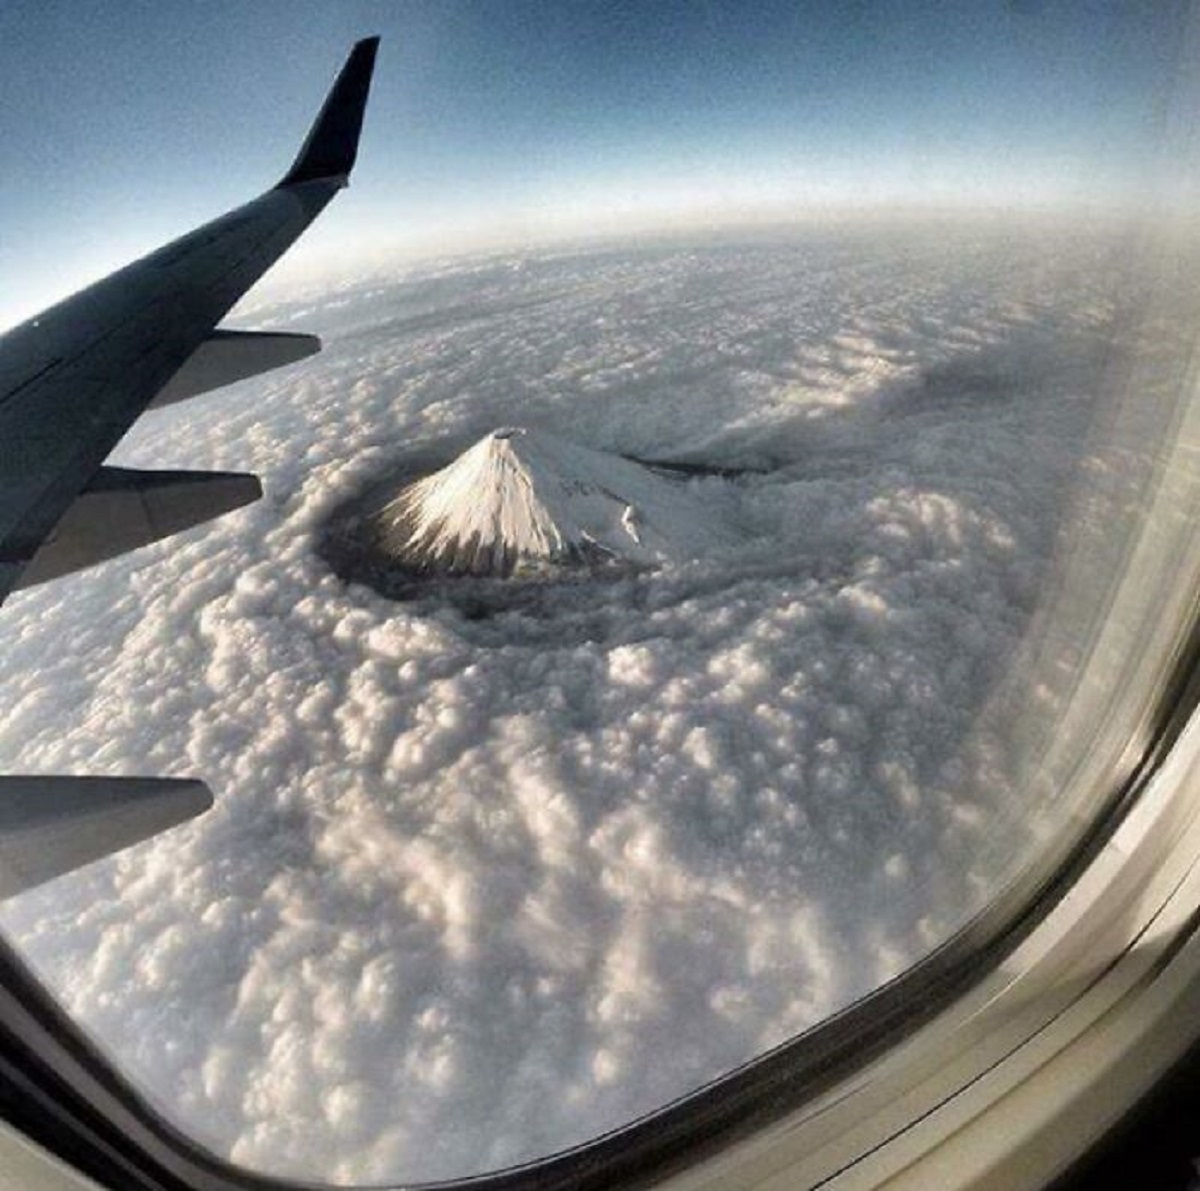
372,427,730,576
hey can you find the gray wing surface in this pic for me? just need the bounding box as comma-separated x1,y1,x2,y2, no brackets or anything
0,776,213,899
0,36,379,604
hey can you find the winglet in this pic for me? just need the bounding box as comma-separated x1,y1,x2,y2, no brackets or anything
277,36,380,189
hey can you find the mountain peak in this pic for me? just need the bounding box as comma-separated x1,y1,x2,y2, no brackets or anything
371,427,725,578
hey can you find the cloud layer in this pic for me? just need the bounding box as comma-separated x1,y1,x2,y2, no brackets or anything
0,219,1180,1183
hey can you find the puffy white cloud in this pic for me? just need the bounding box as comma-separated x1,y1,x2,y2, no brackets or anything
0,220,1186,1182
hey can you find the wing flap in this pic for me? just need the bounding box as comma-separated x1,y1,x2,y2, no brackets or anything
0,776,212,900
149,328,320,409
15,466,261,590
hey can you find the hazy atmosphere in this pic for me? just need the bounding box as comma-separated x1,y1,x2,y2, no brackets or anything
1,2,1198,1186
0,0,1193,328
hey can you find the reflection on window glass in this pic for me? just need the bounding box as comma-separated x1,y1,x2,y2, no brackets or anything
1,2,1198,1186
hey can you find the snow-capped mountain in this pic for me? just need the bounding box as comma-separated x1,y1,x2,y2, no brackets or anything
371,427,725,577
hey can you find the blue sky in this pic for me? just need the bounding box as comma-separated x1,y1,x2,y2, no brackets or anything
0,0,1194,328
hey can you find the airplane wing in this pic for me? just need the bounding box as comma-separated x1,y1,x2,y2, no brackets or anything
0,37,379,897
0,35,379,605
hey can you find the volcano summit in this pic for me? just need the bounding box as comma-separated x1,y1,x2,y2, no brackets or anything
366,427,729,579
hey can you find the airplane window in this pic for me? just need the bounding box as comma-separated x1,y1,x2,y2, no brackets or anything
1,3,1198,1187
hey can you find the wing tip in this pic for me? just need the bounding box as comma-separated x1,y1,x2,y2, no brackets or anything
277,36,381,190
